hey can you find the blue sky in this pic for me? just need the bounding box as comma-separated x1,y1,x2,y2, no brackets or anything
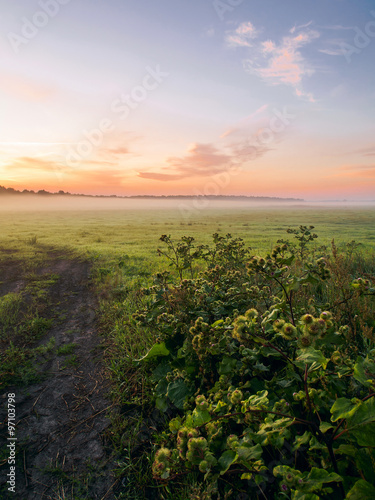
0,0,374,199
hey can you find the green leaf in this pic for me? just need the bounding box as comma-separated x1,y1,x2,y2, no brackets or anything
319,422,334,434
296,346,328,369
151,360,171,382
253,362,269,372
136,342,170,362
155,396,168,412
236,443,263,463
248,390,269,407
273,465,300,477
304,467,342,487
301,273,320,285
211,319,224,327
280,255,295,266
332,397,375,446
241,473,252,480
309,436,326,450
354,357,375,387
161,469,170,480
291,493,319,500
166,380,192,409
355,448,375,483
218,355,237,375
334,444,357,456
348,397,375,427
330,398,361,422
346,480,375,499
218,450,237,475
315,331,345,347
214,400,227,414
293,431,311,451
352,423,375,446
285,280,300,293
191,407,211,426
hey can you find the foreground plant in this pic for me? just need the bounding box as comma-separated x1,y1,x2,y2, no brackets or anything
133,230,375,499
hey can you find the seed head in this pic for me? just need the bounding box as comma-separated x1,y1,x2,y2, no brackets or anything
301,314,314,325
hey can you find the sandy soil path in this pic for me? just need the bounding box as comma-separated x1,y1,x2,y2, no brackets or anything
0,252,117,499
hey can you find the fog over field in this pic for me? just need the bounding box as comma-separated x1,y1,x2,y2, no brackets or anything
1,194,375,213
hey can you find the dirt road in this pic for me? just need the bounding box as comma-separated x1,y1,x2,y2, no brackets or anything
0,252,116,499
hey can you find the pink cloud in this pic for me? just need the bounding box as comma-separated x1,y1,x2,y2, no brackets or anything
226,21,319,101
138,132,275,182
137,172,185,181
225,21,259,48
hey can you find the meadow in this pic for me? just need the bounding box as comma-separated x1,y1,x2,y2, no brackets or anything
1,198,375,499
2,198,375,263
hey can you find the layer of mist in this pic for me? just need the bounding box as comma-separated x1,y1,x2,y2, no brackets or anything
0,195,374,212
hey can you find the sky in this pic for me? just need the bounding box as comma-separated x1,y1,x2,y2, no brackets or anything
0,0,375,200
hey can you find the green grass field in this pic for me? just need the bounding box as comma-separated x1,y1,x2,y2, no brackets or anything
2,201,375,264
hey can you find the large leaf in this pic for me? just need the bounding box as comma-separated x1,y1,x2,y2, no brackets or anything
331,397,375,446
346,479,375,499
330,398,361,422
218,355,237,375
191,407,211,426
304,467,342,486
166,380,192,409
351,423,375,447
155,396,168,412
236,443,263,464
136,342,170,362
293,431,311,451
296,347,328,370
247,390,269,408
348,397,375,427
319,422,334,434
353,357,375,387
300,273,320,286
218,450,237,475
355,448,375,483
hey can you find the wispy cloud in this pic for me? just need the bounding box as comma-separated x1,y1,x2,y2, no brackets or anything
319,37,348,56
290,21,313,34
220,104,269,138
352,146,375,157
137,172,186,181
139,143,234,181
4,156,70,173
139,128,275,182
318,24,357,57
101,146,131,156
225,21,260,48
226,21,319,101
247,30,319,101
338,164,375,177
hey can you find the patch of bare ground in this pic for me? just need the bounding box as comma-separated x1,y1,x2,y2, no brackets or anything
0,250,118,499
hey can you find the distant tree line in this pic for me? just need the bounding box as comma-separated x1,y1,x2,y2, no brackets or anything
0,185,303,202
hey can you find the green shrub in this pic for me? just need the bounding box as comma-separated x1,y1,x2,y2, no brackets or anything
133,229,375,499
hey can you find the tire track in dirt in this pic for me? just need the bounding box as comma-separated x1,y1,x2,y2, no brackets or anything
0,252,117,499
